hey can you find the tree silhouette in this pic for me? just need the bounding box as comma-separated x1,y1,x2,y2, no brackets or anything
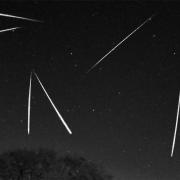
0,148,56,180
0,149,113,180
51,154,113,180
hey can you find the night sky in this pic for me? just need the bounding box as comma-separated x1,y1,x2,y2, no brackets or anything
0,1,180,179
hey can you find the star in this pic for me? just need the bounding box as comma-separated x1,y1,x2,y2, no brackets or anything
173,51,176,55
122,149,126,153
147,163,152,168
152,34,156,38
117,91,121,95
98,67,103,71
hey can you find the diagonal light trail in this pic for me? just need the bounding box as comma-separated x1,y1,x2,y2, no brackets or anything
33,72,72,135
87,13,156,73
0,12,43,22
171,91,180,157
28,72,32,135
0,27,21,33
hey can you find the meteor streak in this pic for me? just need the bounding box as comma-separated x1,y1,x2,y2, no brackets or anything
0,27,21,33
171,91,180,157
27,72,32,135
0,12,43,22
87,14,156,73
33,72,72,135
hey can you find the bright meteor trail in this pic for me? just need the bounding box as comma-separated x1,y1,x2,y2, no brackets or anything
27,72,32,135
0,27,21,33
0,12,43,22
87,14,156,73
171,91,180,157
33,72,72,135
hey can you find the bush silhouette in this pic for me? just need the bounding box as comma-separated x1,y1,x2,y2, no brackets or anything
0,148,113,180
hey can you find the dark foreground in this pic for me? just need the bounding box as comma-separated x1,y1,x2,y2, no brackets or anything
0,148,113,180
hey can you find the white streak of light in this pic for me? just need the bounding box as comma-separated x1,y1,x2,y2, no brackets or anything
33,72,72,135
87,14,155,73
28,72,32,135
171,91,180,157
0,13,43,22
0,27,21,33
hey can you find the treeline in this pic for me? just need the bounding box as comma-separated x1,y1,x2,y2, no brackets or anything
0,148,113,180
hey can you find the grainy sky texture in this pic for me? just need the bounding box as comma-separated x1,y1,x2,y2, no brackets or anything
0,1,180,179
